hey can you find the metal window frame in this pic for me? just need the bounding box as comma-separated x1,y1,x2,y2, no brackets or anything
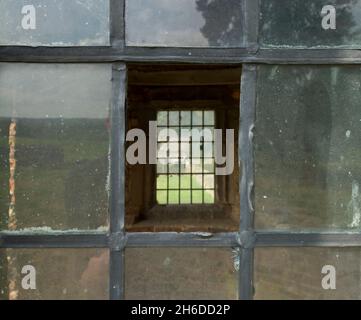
1,0,361,301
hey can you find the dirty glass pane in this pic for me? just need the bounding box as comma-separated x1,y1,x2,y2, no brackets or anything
0,64,111,231
0,0,109,46
260,0,361,48
255,248,361,299
125,248,238,299
255,66,361,229
125,0,244,47
0,249,109,300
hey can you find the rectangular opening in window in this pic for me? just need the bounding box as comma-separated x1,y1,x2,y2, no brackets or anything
156,110,215,205
125,65,241,232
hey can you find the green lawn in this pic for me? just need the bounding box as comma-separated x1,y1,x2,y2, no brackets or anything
156,174,214,204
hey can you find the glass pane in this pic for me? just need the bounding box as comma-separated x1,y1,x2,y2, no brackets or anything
180,111,191,126
169,164,179,174
192,161,203,173
181,162,191,174
168,164,179,173
126,0,244,47
180,142,190,160
157,175,167,189
180,190,191,204
157,142,168,158
157,163,167,174
0,0,109,46
181,127,192,141
204,190,215,204
0,63,111,231
204,111,215,125
192,143,202,157
168,175,180,189
0,249,108,300
256,65,361,230
157,111,168,125
256,66,361,228
204,142,213,157
260,0,361,48
192,190,203,204
168,190,179,204
157,191,167,204
203,127,214,141
204,159,215,173
168,143,179,158
181,174,191,189
192,111,203,125
169,111,179,126
157,127,169,142
192,174,203,189
168,127,180,141
204,174,215,189
125,248,238,300
255,248,361,300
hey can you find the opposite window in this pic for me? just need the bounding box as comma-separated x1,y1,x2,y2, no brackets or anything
156,110,215,205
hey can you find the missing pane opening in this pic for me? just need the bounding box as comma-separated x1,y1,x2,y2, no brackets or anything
125,65,241,232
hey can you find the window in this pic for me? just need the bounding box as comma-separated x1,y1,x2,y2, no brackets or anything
156,110,215,205
2,0,361,302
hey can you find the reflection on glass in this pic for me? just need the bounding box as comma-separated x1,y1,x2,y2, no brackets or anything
126,0,244,47
0,0,109,46
260,0,361,48
0,63,111,230
125,248,238,299
255,248,361,299
255,65,361,229
0,249,109,300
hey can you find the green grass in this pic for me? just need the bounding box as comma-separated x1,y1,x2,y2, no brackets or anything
156,174,214,204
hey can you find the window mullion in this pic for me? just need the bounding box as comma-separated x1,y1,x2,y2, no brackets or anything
109,63,127,300
110,0,125,49
239,64,257,300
